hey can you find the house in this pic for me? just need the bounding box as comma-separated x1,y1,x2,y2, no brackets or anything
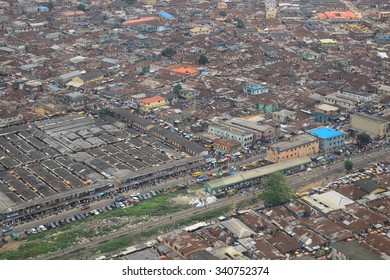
212,138,241,153
266,134,320,163
190,27,212,36
139,96,167,111
259,43,278,57
332,241,383,260
351,113,390,138
320,39,338,48
314,104,341,123
272,109,296,123
377,84,390,96
243,83,269,95
162,229,209,259
307,127,345,151
353,179,387,194
68,71,104,88
63,11,86,23
178,88,200,100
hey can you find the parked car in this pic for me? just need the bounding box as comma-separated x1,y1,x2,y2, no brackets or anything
1,227,13,234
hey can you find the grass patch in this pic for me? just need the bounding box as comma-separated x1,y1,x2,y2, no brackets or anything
0,188,196,259
236,197,259,210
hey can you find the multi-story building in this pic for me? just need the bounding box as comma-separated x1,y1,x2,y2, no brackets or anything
243,83,269,95
208,121,253,148
190,26,212,36
63,11,87,23
225,118,276,142
139,96,167,111
351,113,390,138
266,134,319,163
308,127,345,151
314,104,341,122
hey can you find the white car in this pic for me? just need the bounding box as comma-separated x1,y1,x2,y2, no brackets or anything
38,225,47,231
30,228,37,234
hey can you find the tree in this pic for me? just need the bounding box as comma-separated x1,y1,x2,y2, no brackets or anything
356,132,371,148
47,1,54,11
234,17,245,28
198,54,208,65
77,4,87,12
259,172,294,206
344,159,354,172
141,65,150,74
173,84,182,95
219,10,227,17
99,107,113,118
124,0,136,4
103,14,108,21
161,47,176,57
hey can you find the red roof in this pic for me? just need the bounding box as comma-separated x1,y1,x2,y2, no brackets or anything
140,96,166,104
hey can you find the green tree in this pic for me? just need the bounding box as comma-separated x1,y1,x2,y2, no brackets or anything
173,84,182,95
356,132,371,148
259,172,294,206
161,47,176,57
344,159,354,172
124,0,136,4
103,14,108,21
99,107,114,118
142,65,150,74
219,10,227,17
234,17,245,28
47,1,54,11
198,54,208,65
77,4,87,12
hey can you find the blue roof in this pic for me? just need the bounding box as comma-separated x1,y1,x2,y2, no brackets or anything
158,11,174,19
308,127,345,139
246,83,263,89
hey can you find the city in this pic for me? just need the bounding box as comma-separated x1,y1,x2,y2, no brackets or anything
0,0,389,261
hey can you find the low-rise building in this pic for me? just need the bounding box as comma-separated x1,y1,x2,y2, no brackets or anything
308,127,345,151
332,241,383,260
190,26,212,36
351,113,390,137
63,11,87,23
213,138,241,153
320,39,338,48
139,96,167,111
243,83,269,95
266,134,320,163
272,109,296,123
225,118,276,142
162,229,209,259
0,111,24,127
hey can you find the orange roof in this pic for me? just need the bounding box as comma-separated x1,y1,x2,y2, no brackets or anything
123,16,156,26
75,11,86,15
172,67,198,74
317,11,357,19
140,96,166,104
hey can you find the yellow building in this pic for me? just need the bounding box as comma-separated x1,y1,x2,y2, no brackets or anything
190,27,212,36
68,71,104,87
139,96,167,111
266,134,320,163
320,39,338,48
266,9,277,19
351,113,390,138
217,2,228,9
141,0,156,5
